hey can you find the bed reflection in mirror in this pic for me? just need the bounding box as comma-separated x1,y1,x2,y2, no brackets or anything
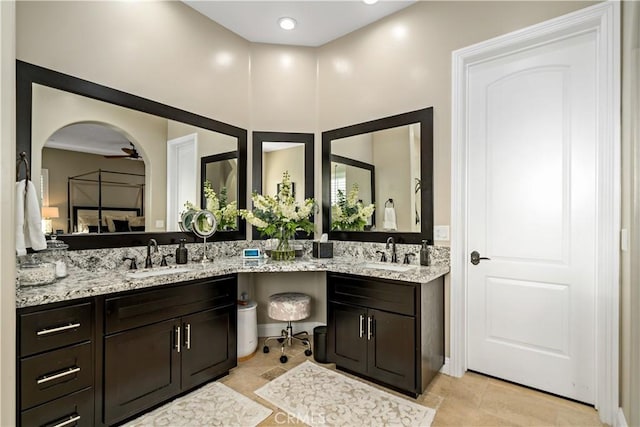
43,123,146,234
33,83,240,235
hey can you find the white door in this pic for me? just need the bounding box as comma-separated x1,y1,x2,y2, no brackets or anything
466,31,598,403
167,134,198,231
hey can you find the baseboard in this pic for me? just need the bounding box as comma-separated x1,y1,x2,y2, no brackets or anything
258,321,325,339
616,407,628,427
439,357,451,375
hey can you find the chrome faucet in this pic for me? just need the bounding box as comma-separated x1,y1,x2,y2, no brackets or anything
386,236,398,263
145,238,158,268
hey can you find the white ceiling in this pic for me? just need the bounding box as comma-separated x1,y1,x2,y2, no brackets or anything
46,123,134,157
183,1,416,47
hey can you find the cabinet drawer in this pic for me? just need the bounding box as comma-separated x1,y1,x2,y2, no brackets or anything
328,274,415,316
21,387,93,427
20,302,92,357
105,276,236,334
21,341,93,410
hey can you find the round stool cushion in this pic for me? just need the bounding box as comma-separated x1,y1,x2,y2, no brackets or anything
268,292,311,321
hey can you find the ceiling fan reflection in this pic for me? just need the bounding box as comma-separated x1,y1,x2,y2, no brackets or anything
104,142,142,160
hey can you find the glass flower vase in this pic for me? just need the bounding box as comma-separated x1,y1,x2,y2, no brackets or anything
270,228,295,261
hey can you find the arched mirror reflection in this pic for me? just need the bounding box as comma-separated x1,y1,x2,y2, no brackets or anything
43,122,146,234
17,61,247,249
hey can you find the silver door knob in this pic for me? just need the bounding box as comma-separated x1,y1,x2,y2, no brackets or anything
470,251,491,265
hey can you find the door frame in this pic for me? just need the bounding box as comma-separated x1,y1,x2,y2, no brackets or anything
450,2,620,424
166,133,198,232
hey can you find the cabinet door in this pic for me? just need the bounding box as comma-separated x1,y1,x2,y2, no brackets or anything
103,319,180,425
367,309,416,392
327,302,367,374
181,305,236,390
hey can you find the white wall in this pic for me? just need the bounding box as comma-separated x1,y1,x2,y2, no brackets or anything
17,1,251,128
263,145,305,203
1,1,16,425
372,126,412,231
620,1,640,425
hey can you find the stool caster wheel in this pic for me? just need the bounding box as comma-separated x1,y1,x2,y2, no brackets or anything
304,349,312,357
263,346,270,353
279,355,288,364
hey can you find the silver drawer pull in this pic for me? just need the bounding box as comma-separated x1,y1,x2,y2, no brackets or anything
37,366,80,385
185,323,191,350
51,414,81,427
36,323,81,336
359,315,364,338
175,326,181,353
367,316,373,340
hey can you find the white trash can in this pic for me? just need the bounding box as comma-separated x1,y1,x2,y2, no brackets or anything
237,301,258,360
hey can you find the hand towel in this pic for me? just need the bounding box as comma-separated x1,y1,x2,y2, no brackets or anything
383,206,397,230
16,180,47,255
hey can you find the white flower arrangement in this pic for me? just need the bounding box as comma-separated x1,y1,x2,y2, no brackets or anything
239,171,315,239
184,181,238,231
331,183,375,231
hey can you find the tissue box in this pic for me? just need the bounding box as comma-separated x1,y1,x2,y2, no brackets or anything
312,242,333,258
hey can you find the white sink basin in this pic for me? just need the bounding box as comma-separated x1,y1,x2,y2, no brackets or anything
363,263,416,272
125,266,194,279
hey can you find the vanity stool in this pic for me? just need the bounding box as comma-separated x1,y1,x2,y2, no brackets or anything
263,292,313,363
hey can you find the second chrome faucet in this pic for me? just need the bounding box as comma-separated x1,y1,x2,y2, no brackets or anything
386,236,398,263
145,238,158,268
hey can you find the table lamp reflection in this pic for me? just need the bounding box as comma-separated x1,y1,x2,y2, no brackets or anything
41,206,59,235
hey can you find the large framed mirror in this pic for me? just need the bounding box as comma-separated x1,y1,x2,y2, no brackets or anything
322,108,433,244
251,131,314,240
17,61,247,249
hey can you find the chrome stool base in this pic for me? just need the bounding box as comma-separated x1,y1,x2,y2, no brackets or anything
263,321,312,363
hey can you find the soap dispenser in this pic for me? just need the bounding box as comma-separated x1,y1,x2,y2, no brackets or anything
420,240,431,266
176,239,188,264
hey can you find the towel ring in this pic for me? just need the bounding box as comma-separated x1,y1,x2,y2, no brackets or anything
385,198,394,208
16,152,30,182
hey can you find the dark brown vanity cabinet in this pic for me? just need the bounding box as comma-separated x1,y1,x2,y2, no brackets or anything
102,275,237,425
17,300,95,427
327,272,444,397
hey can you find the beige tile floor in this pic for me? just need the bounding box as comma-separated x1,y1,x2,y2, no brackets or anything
221,337,605,427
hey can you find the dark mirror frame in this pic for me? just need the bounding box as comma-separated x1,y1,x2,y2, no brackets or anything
16,60,247,250
330,154,376,229
200,151,240,211
322,107,433,244
251,131,314,240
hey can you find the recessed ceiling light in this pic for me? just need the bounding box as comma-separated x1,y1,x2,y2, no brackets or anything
363,0,379,4
278,17,297,31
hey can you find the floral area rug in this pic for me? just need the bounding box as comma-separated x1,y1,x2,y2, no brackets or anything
125,382,272,427
254,361,435,426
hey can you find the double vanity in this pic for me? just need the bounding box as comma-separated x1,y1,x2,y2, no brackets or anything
16,249,448,426
15,59,443,426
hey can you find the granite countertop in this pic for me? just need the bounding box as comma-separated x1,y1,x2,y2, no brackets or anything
16,257,450,309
